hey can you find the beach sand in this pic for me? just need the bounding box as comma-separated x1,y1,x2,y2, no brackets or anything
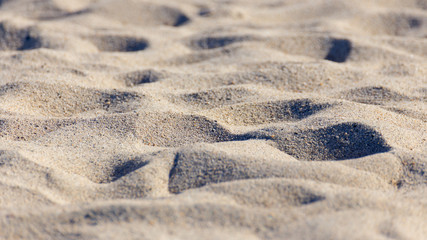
0,0,426,239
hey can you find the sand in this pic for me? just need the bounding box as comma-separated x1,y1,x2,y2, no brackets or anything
0,0,426,239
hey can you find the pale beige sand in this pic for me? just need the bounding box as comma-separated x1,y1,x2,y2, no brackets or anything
0,0,426,239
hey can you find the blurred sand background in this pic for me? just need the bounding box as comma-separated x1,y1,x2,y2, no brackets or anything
0,0,426,239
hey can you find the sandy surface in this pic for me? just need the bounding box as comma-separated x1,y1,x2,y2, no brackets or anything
0,0,426,239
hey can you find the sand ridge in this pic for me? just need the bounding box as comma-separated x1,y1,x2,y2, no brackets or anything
0,0,426,239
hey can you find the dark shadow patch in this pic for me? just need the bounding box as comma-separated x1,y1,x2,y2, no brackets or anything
0,82,20,96
18,33,42,50
91,35,149,52
190,36,250,50
286,99,330,120
173,14,190,27
298,192,324,204
0,0,9,7
168,152,181,181
118,69,162,87
409,18,421,28
274,122,391,161
325,39,352,63
155,6,191,27
0,22,42,51
110,159,149,182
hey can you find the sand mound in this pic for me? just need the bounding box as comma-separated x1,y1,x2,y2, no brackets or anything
0,0,426,239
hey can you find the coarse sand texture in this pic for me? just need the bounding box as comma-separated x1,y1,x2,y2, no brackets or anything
0,0,426,239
